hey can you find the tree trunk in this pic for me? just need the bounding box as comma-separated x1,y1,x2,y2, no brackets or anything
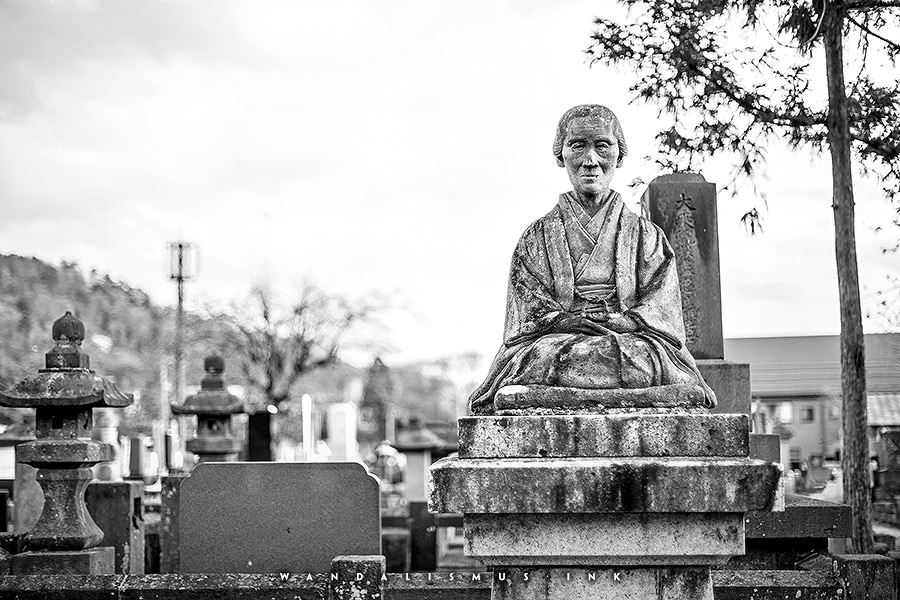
824,0,874,554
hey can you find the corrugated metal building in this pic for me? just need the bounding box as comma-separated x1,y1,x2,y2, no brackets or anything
725,333,900,467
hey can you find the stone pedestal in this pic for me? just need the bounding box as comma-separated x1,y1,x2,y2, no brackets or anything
430,413,782,600
10,547,114,575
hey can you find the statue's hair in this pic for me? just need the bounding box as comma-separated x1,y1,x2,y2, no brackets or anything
552,105,627,167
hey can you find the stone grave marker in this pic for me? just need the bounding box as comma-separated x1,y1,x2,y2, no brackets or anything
642,173,752,416
641,173,722,360
180,462,380,574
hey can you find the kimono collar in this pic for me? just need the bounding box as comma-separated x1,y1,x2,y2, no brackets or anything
559,190,621,243
559,190,620,223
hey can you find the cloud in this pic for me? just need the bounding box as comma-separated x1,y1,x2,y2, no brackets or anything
0,0,895,363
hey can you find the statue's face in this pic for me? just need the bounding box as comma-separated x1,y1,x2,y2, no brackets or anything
561,117,619,200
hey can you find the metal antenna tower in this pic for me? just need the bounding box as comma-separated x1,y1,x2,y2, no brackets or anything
167,241,197,408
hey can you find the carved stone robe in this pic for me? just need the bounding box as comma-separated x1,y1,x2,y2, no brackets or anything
468,190,716,415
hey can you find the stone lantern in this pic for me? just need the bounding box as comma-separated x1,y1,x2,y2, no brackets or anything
0,311,132,574
172,355,243,464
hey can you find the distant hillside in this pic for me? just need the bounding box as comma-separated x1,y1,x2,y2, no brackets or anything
0,254,180,434
0,254,252,435
0,254,483,438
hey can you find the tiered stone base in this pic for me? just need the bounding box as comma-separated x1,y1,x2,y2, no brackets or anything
465,513,742,566
429,413,782,600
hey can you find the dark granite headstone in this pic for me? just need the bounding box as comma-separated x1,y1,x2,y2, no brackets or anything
180,462,380,574
86,480,144,574
642,174,723,360
381,527,410,572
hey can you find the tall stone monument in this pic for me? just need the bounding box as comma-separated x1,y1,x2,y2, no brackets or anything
641,174,752,415
641,174,721,360
430,106,782,600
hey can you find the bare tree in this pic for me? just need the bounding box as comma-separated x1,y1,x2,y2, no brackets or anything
224,283,377,410
214,283,382,460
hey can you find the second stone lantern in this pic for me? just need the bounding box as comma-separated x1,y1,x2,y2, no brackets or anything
172,356,244,464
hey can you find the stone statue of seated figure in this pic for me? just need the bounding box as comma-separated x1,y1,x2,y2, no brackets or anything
469,105,717,415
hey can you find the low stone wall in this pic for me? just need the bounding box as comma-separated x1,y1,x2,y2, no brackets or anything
0,555,893,600
0,573,327,600
0,571,853,600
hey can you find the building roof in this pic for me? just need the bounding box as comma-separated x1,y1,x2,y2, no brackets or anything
724,333,900,398
869,393,900,428
393,417,446,451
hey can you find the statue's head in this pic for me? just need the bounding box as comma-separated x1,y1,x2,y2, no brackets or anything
553,105,627,167
553,105,627,200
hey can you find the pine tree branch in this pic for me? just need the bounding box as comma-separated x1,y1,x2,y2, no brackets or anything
846,0,900,8
851,131,900,160
847,14,900,49
674,49,826,130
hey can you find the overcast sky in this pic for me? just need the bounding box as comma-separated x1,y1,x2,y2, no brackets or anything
1,0,897,365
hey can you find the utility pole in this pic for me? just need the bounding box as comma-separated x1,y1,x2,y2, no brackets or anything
167,241,196,469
